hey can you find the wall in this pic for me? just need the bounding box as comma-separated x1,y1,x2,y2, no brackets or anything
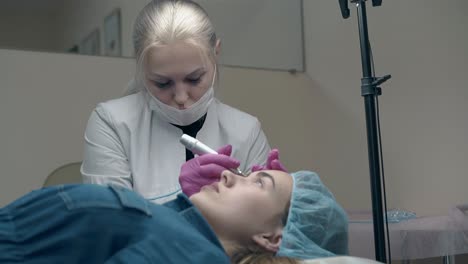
0,49,134,206
303,0,468,215
218,67,369,210
0,49,318,207
1,49,349,209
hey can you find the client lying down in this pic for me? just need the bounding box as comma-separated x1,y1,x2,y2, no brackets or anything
0,152,348,263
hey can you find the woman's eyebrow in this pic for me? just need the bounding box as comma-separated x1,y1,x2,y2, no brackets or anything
147,73,169,80
186,68,206,77
148,67,206,79
256,171,276,189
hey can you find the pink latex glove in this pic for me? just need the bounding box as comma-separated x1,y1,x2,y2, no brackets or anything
251,149,287,172
179,145,240,197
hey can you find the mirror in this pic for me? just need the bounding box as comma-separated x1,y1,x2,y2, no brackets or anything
0,0,304,71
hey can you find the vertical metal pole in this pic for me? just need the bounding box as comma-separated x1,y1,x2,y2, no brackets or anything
356,1,387,262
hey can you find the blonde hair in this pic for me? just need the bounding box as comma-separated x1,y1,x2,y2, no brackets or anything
126,0,218,95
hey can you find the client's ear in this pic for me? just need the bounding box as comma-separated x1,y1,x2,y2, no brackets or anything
252,227,283,253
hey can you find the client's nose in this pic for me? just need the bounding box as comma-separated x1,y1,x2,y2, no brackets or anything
221,170,241,188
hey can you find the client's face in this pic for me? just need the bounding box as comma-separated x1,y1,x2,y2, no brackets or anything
190,170,293,243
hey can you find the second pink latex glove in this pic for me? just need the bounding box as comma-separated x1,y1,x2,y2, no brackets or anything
179,145,240,197
251,149,287,172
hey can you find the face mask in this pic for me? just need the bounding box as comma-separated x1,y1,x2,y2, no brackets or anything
147,66,216,126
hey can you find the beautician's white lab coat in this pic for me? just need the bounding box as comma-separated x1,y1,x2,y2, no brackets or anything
81,91,270,203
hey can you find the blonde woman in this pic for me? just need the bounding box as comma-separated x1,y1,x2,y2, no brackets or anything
81,0,286,204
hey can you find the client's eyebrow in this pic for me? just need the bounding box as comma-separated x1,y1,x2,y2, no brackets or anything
257,171,276,189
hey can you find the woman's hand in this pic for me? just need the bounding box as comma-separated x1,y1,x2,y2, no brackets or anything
251,149,287,172
179,145,240,197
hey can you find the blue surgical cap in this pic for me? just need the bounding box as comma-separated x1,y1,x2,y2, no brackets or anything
277,171,349,259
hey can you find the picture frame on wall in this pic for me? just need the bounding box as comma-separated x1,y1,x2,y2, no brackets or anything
80,29,100,56
104,8,122,57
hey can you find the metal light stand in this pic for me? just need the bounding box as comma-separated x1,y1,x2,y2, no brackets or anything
338,0,391,262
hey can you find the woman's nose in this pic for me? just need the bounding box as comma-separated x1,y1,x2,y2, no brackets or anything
173,85,189,107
